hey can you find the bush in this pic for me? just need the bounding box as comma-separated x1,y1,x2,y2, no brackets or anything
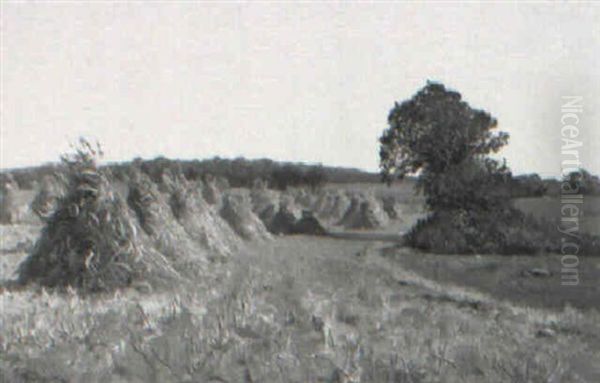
407,207,600,255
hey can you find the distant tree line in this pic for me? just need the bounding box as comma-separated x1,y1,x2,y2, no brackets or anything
508,169,600,197
2,156,598,196
106,157,383,189
128,157,330,190
3,157,378,191
1,164,63,190
508,174,547,198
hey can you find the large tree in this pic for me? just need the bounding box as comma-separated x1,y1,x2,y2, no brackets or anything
378,85,599,255
379,82,545,254
380,82,511,212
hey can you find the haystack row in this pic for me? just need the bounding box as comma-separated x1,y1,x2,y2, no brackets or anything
16,146,269,293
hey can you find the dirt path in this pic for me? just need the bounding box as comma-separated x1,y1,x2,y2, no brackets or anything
324,231,405,243
241,235,496,315
243,235,600,354
268,232,600,313
381,246,600,312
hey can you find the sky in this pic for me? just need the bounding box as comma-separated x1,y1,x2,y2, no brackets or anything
1,2,599,177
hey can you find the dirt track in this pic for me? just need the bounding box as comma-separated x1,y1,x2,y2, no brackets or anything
277,232,600,313
325,231,405,243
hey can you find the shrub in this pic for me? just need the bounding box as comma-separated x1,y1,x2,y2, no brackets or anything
408,208,544,254
407,206,600,255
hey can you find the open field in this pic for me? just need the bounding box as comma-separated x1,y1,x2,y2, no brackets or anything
3,2,599,381
2,220,600,382
1,182,600,382
514,196,600,236
324,182,600,236
383,246,600,311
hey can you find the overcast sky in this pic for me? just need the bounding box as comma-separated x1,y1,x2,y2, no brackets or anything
2,2,599,177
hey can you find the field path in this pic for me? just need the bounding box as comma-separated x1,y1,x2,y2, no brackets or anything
242,236,600,353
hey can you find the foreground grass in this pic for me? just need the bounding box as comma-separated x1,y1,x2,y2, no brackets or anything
2,229,600,382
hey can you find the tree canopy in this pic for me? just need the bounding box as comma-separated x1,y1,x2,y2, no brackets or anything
380,82,511,211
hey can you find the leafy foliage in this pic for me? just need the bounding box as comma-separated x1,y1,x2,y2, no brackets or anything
564,168,600,195
406,208,555,255
378,83,598,254
380,82,511,211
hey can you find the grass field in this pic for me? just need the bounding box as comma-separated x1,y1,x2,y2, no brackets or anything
514,196,600,236
327,182,600,236
2,224,600,382
1,186,599,382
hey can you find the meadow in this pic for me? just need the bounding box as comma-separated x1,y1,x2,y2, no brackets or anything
1,180,599,382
